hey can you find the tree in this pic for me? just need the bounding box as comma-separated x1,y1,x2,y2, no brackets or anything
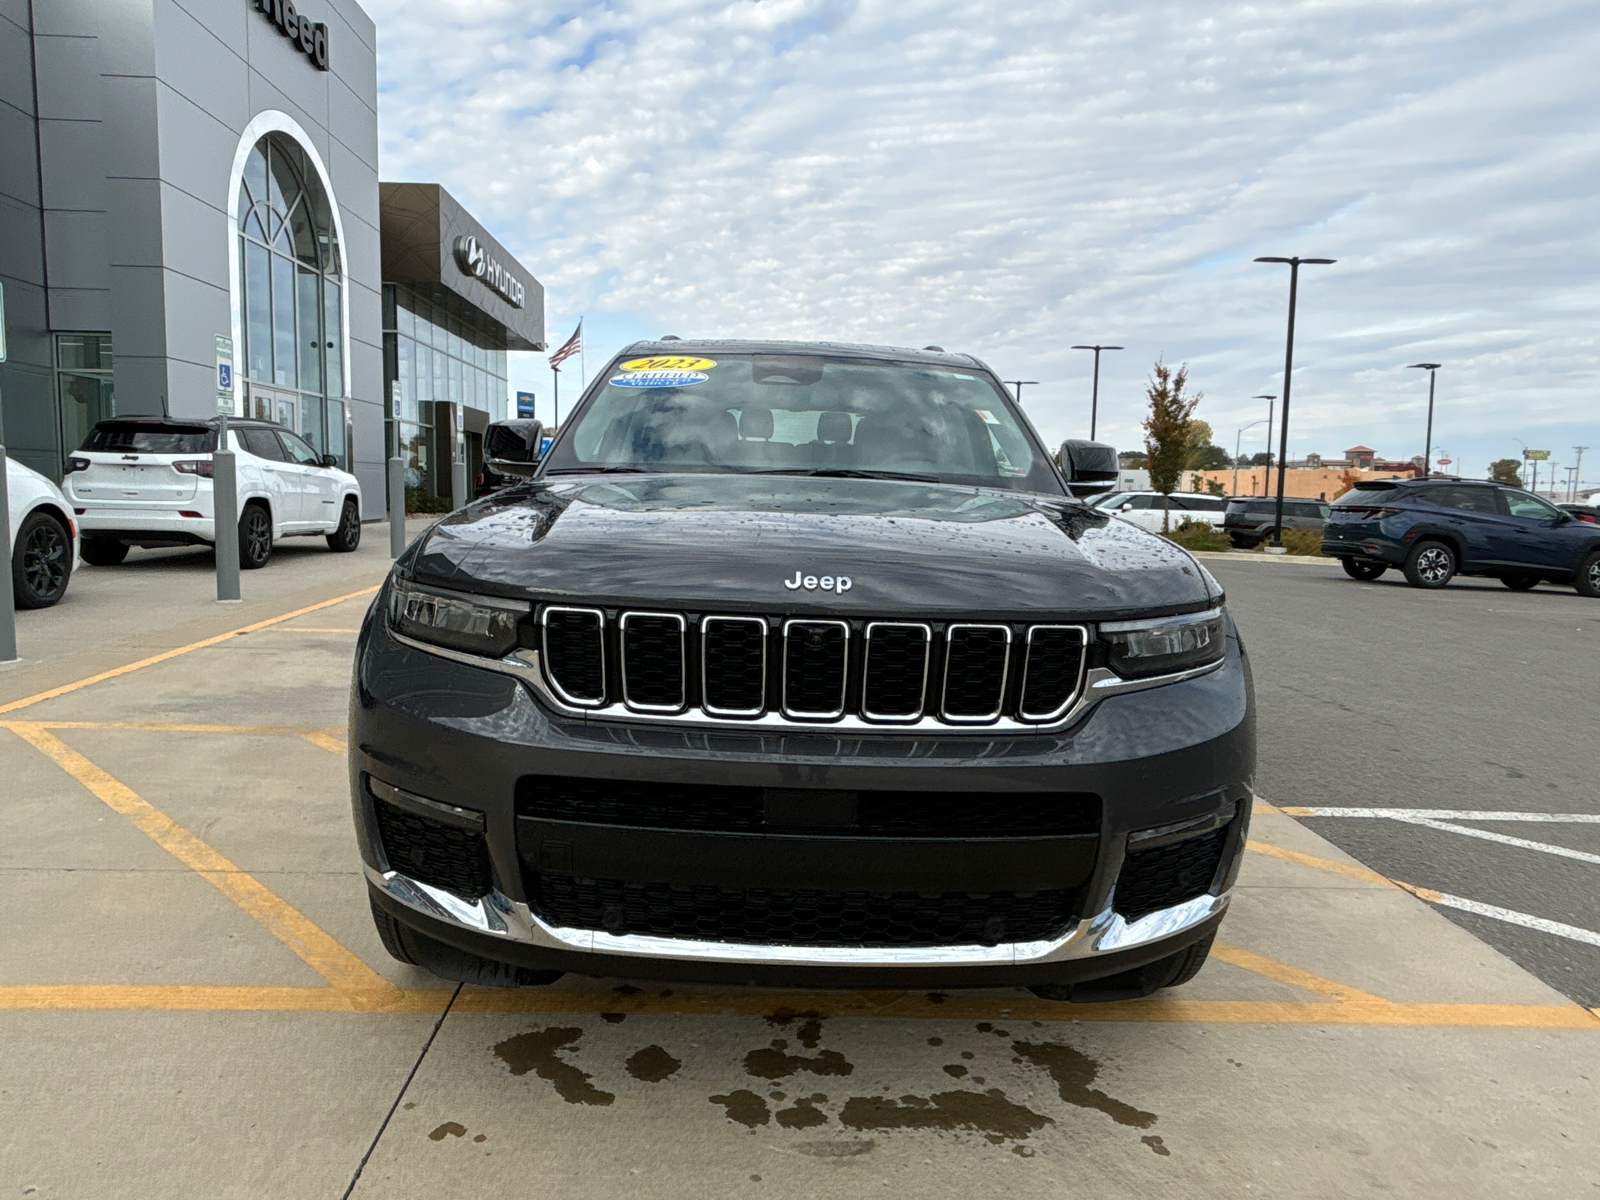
1331,469,1361,500
1205,478,1227,497
1142,359,1201,532
1190,443,1232,470
1489,458,1523,486
1248,451,1272,467
1118,450,1147,468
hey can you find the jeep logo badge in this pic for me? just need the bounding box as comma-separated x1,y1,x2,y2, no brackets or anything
784,571,852,593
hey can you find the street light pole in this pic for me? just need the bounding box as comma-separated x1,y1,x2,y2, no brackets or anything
1255,257,1335,545
1254,394,1276,496
1070,345,1122,441
1234,417,1267,497
1005,381,1039,405
1408,363,1441,479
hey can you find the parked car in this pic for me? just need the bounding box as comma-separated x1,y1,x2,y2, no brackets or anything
355,339,1254,1002
1222,496,1330,548
1558,503,1599,525
1323,477,1600,594
1096,491,1229,533
63,417,362,569
7,455,78,609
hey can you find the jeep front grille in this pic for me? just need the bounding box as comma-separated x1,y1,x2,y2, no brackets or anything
530,608,1088,729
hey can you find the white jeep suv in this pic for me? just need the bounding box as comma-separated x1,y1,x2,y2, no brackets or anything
63,417,362,569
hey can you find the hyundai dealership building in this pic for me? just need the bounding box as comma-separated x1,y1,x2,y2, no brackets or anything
0,0,543,506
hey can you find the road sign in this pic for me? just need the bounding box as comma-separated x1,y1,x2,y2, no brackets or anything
215,335,235,414
517,391,536,418
391,381,401,419
1526,449,1551,461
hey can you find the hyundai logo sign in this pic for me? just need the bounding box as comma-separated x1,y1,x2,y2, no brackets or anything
453,236,525,309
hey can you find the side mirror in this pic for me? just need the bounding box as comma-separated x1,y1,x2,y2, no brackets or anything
1058,439,1119,497
484,419,545,477
320,453,339,468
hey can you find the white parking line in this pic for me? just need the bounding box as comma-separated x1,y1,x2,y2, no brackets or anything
1401,817,1600,867
1425,891,1600,949
1295,808,1600,823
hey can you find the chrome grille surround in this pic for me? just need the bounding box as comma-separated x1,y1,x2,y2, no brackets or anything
394,608,1224,736
860,621,932,722
781,618,851,720
539,605,607,708
1018,624,1090,722
618,610,687,713
700,615,768,717
940,623,1012,723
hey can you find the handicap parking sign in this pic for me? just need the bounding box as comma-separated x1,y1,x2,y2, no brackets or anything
217,363,232,391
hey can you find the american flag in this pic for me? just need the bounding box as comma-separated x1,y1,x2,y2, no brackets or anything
548,320,582,369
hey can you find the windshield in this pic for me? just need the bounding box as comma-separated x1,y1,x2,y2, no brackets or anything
542,353,1063,493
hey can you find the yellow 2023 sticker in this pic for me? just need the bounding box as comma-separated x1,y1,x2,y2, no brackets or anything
621,356,717,372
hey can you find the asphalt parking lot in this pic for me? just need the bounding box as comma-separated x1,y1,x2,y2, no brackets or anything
2,543,1597,1198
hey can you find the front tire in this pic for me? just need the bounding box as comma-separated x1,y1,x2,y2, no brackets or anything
13,511,73,609
1403,540,1457,589
1341,558,1387,581
80,535,129,567
326,499,360,552
239,503,272,570
1576,551,1600,599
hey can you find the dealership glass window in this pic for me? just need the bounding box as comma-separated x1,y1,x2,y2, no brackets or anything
381,283,511,500
236,131,347,467
56,333,115,461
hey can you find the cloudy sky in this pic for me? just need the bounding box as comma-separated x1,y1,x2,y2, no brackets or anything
369,0,1600,489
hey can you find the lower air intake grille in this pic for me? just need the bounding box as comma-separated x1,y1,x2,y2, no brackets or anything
542,608,605,704
374,801,492,900
533,874,1078,947
1114,827,1229,923
517,776,1101,837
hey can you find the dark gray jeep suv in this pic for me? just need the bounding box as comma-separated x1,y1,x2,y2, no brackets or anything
350,341,1255,1000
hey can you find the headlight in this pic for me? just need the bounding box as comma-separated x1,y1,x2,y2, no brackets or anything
1099,607,1226,679
389,581,529,657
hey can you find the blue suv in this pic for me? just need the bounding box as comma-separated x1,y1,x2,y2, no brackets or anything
1323,478,1600,595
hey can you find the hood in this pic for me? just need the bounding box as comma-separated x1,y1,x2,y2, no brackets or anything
408,474,1220,619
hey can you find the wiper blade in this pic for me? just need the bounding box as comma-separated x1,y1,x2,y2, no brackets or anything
545,466,655,475
758,468,943,483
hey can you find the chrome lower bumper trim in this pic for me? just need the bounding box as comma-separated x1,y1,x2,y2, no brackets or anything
366,865,1229,969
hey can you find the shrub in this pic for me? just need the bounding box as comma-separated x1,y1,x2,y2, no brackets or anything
1162,519,1231,553
405,487,453,515
1280,526,1325,556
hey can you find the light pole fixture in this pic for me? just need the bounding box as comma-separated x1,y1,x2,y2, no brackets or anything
1234,417,1267,498
1255,256,1336,544
1006,381,1039,404
1408,363,1441,478
1070,345,1123,440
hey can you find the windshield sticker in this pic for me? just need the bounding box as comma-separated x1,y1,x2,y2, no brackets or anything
975,409,1001,424
620,356,717,372
609,370,710,388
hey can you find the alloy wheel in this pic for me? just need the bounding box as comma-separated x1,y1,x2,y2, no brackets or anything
22,522,68,600
1417,547,1452,584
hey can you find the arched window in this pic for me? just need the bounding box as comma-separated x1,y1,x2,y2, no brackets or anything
236,132,346,460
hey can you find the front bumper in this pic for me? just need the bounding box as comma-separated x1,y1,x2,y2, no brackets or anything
350,596,1256,987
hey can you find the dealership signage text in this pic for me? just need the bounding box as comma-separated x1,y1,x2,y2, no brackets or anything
252,0,329,71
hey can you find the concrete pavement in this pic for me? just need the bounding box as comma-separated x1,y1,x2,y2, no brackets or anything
2,546,1597,1198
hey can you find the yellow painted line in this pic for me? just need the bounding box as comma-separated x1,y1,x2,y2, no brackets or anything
1246,839,1398,888
1211,941,1388,1004
299,726,347,755
0,586,378,715
5,719,334,737
260,626,362,633
2,724,400,1009
0,984,1594,1026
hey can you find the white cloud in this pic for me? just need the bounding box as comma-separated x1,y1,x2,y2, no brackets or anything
369,0,1600,485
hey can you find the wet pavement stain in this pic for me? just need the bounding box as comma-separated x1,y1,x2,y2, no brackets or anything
428,1122,467,1141
493,1027,616,1106
600,1012,627,1024
744,1036,854,1081
943,1064,969,1078
626,1044,682,1083
1011,1040,1157,1130
1142,1135,1171,1156
775,1093,831,1129
710,1089,772,1129
838,1090,1052,1142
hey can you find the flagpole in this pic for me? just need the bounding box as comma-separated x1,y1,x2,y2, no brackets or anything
552,364,559,431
